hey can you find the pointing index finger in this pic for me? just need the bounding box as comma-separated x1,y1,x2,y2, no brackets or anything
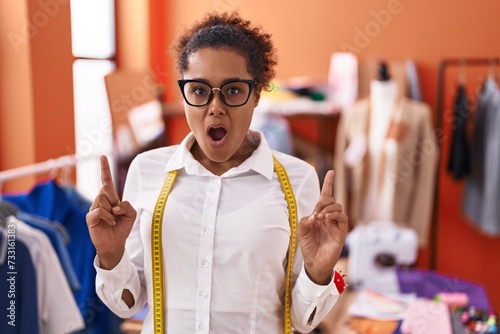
320,170,335,199
100,155,114,186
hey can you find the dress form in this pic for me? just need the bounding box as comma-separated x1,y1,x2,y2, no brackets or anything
360,79,399,224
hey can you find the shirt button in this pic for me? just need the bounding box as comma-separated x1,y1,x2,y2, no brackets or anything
204,228,211,235
200,291,208,299
202,261,209,268
212,177,219,183
199,324,206,330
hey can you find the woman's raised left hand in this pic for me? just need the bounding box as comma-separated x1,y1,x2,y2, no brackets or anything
297,170,349,285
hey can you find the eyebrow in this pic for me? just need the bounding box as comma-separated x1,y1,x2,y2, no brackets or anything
184,77,250,85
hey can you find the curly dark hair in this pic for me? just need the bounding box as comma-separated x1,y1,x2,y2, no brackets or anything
172,11,277,91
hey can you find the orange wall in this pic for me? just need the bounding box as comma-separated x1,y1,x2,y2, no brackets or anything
28,0,74,162
0,0,36,190
1,0,499,313
159,0,500,310
0,0,74,192
116,0,150,71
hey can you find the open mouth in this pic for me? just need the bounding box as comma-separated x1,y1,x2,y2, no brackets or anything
208,126,228,142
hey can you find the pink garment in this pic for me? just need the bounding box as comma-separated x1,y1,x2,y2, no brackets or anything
401,299,452,334
328,52,358,109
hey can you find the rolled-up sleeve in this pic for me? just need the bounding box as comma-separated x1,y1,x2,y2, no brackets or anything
94,251,145,318
290,165,342,333
291,265,340,332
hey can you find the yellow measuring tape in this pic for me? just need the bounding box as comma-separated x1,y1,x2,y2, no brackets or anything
273,156,298,334
151,170,177,334
151,156,297,334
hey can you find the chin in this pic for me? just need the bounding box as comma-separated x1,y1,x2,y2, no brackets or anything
206,150,234,163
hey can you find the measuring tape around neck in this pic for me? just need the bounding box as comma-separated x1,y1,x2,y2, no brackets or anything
151,170,177,334
273,156,298,334
151,156,297,334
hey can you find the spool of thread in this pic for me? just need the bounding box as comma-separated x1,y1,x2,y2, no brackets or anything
435,292,469,307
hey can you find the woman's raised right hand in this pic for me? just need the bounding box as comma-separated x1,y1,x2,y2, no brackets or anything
86,155,137,270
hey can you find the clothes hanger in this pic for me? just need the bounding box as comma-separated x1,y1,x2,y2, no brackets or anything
48,164,59,182
479,59,499,95
45,164,66,189
60,164,75,187
458,59,467,86
489,58,500,85
497,58,500,84
378,61,391,81
487,58,496,79
0,201,18,228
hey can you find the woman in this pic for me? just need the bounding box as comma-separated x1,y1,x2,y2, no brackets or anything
86,11,348,333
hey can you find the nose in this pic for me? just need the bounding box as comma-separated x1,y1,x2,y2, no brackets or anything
207,88,226,115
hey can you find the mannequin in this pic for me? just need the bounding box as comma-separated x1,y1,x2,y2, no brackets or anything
361,75,400,224
334,60,439,247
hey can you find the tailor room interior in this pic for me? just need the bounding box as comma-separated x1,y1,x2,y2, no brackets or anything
1,1,500,333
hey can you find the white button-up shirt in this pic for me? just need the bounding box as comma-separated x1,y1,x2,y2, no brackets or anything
95,131,340,333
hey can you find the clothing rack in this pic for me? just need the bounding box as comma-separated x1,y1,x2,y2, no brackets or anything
430,57,500,269
0,154,77,183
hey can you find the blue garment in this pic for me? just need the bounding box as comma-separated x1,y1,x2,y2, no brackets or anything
0,231,40,334
3,180,122,334
62,184,93,211
405,61,422,101
251,112,293,155
16,211,81,292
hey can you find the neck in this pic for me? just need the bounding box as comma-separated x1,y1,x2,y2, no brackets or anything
370,80,399,112
370,80,398,103
191,133,259,176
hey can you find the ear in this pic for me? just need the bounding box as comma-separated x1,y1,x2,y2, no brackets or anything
253,87,262,105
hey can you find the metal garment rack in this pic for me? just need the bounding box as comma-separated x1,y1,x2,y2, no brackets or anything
0,155,77,183
430,57,500,269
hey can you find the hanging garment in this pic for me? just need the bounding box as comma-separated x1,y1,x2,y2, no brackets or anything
405,61,422,101
0,228,40,334
16,211,81,292
463,78,500,235
3,180,122,334
447,84,471,179
1,200,81,292
334,97,439,247
328,52,358,109
6,216,84,334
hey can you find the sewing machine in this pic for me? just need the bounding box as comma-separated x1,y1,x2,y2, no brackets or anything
346,220,419,293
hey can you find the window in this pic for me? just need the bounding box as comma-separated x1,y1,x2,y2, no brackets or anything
70,0,116,199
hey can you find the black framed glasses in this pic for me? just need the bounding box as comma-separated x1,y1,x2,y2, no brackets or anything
177,79,256,107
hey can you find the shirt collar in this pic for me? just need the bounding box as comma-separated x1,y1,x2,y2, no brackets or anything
164,130,275,180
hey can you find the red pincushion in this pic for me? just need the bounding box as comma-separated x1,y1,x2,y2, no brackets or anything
333,271,347,294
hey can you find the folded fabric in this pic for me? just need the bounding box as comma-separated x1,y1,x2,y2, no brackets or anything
400,299,452,334
397,268,491,310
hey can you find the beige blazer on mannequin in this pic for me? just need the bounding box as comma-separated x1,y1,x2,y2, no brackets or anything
334,97,439,247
